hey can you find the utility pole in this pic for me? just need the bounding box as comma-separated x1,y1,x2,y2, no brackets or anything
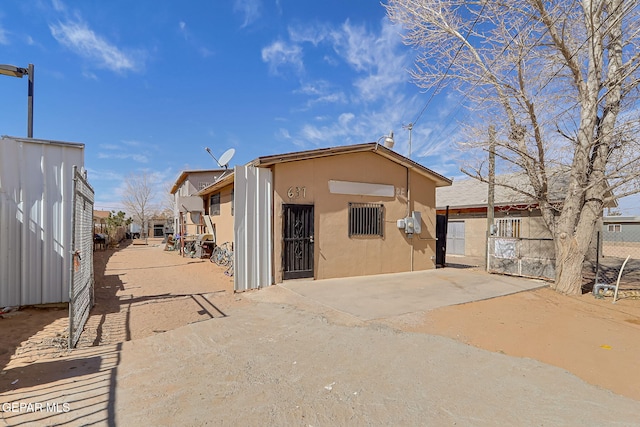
27,63,34,138
486,125,496,271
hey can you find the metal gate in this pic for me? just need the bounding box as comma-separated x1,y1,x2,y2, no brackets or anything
487,236,555,280
436,214,448,267
69,166,95,348
283,204,314,280
447,221,465,255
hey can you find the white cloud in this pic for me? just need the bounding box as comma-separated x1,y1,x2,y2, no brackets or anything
96,140,148,163
199,47,214,58
82,70,98,80
261,40,303,75
276,128,291,140
122,139,142,147
294,81,347,109
178,20,214,58
234,0,261,28
335,20,409,102
49,19,141,72
98,152,149,163
0,25,8,45
288,23,331,46
264,17,423,153
297,112,356,146
51,0,66,12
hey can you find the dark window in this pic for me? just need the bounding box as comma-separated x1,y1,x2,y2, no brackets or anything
231,190,234,216
349,203,383,237
209,193,220,216
608,224,621,232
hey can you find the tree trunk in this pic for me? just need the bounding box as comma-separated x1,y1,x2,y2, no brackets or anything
553,235,585,295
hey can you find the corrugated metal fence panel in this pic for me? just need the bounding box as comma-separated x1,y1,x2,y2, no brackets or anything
256,167,273,287
233,165,273,292
0,139,21,306
0,137,84,306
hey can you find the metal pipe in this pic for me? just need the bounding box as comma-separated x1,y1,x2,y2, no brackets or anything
593,282,614,297
68,166,78,349
486,125,495,270
613,255,631,304
27,63,34,138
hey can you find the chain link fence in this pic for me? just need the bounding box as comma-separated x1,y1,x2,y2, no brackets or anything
69,167,95,348
593,226,640,299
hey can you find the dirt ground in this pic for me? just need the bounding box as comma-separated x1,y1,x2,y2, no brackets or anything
1,238,640,422
1,239,243,389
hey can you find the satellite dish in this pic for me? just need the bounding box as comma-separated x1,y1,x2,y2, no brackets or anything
205,147,235,169
218,148,235,169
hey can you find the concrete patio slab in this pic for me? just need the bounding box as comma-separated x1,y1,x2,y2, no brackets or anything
281,268,546,320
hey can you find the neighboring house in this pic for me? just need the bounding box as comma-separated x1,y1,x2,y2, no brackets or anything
601,216,640,263
602,216,640,239
147,214,174,238
195,143,451,291
0,136,85,306
169,169,227,237
435,172,569,258
94,210,110,234
436,171,616,262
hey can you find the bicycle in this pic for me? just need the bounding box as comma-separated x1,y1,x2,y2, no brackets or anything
210,242,233,266
183,240,197,258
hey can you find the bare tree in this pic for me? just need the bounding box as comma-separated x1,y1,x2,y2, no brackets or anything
122,172,156,235
385,0,640,294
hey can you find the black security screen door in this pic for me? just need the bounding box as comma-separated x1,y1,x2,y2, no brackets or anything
283,204,314,279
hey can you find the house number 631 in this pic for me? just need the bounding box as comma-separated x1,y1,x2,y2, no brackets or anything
287,186,306,199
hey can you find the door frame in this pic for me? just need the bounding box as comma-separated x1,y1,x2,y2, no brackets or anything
282,204,314,280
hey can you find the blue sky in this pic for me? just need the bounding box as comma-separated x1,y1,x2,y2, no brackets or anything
1,0,638,215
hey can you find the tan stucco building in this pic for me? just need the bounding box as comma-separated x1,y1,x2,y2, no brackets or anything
170,169,227,238
195,143,451,291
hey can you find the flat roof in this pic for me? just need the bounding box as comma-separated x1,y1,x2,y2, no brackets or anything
2,135,84,149
603,216,640,223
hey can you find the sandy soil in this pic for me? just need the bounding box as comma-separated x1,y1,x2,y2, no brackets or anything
1,238,640,424
386,283,640,401
1,239,243,386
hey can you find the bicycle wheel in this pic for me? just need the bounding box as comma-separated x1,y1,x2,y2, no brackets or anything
214,248,225,266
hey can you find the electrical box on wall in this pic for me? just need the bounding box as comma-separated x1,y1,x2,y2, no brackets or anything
400,211,422,236
412,211,422,234
405,217,415,234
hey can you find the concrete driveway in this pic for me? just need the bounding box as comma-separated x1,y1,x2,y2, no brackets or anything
281,268,545,320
